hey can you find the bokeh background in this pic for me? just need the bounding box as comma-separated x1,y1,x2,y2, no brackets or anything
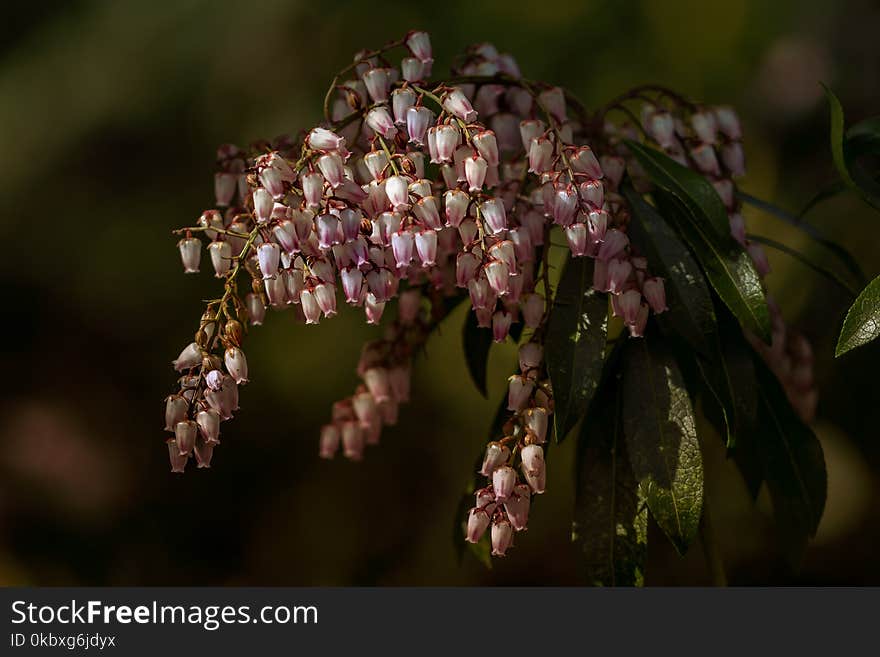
1,0,879,585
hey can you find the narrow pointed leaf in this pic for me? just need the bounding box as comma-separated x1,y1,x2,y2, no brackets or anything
546,256,608,443
747,234,857,295
622,338,704,554
656,191,772,343
823,85,880,211
622,183,716,355
573,379,648,586
836,273,880,356
739,191,865,285
753,358,827,563
623,139,732,241
462,310,491,397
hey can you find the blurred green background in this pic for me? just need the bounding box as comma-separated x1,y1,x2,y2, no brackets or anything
1,0,879,585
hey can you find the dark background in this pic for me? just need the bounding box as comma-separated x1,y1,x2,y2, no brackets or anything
1,0,878,585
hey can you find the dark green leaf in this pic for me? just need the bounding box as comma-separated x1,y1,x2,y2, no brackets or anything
823,85,880,211
753,358,827,563
656,191,772,343
573,377,648,586
747,233,858,296
462,310,492,397
738,191,865,286
622,337,704,554
624,139,732,241
798,179,847,218
622,182,717,356
546,256,608,442
836,273,880,356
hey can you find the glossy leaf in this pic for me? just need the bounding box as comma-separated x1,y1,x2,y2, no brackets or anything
546,256,608,443
753,359,827,562
823,85,880,211
624,139,732,241
622,337,704,554
573,379,647,586
656,191,772,343
622,183,716,356
462,310,491,397
836,273,880,356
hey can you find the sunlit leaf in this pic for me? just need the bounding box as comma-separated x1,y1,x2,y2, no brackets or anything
621,337,704,554
836,273,880,356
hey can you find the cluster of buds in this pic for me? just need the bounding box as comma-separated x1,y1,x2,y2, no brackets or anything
165,31,811,562
624,98,818,422
465,341,552,555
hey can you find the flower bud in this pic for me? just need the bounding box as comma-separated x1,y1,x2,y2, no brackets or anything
519,342,543,373
386,175,411,211
173,342,202,372
721,142,746,178
366,107,398,139
224,346,248,384
405,106,433,146
167,438,188,473
642,277,668,313
319,423,341,459
607,258,633,294
196,408,221,445
629,303,649,337
214,173,236,207
690,144,721,176
314,282,337,317
508,375,535,411
414,230,438,267
466,508,491,543
481,199,507,234
491,518,514,556
315,213,340,250
520,119,545,152
480,441,511,476
175,420,197,456
492,465,517,500
570,146,603,178
193,438,215,468
307,127,347,152
257,242,281,279
340,267,364,304
485,260,510,296
364,292,386,324
406,30,433,63
301,171,325,208
522,293,544,329
553,186,579,226
178,237,201,274
253,187,273,224
528,137,553,174
317,152,346,188
618,289,642,325
363,367,391,403
465,154,488,192
401,57,426,82
691,110,718,144
341,420,365,461
300,288,322,324
435,124,460,162
443,88,477,122
164,394,188,432
362,67,390,103
492,309,513,342
539,86,566,122
524,407,549,444
391,230,415,269
505,484,531,531
204,369,224,391
714,106,742,140
646,110,676,149
565,223,588,257
597,229,629,262
391,87,417,124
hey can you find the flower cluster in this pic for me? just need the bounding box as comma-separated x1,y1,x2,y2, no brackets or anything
631,98,817,421
164,30,817,561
